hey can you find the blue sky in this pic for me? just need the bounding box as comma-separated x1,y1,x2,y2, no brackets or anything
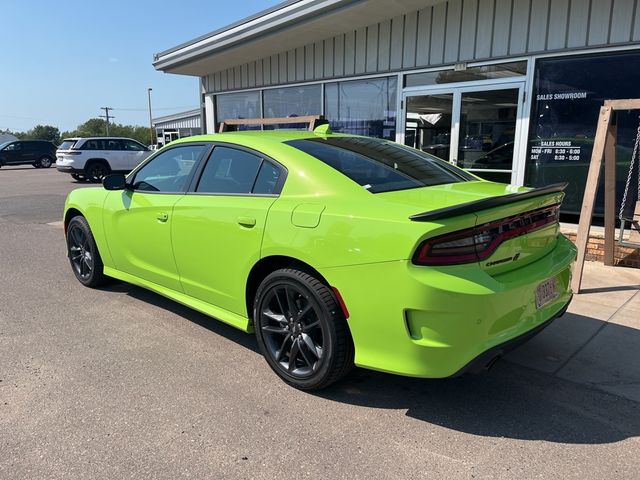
0,0,279,132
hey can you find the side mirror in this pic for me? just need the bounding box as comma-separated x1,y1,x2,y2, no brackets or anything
103,173,128,190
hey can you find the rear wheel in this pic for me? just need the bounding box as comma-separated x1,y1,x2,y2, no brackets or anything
85,161,110,183
254,268,353,390
66,216,107,287
38,156,53,168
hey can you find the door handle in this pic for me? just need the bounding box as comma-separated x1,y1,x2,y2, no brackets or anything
237,216,256,228
157,212,169,222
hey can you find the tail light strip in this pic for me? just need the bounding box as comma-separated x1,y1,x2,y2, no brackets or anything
413,204,561,266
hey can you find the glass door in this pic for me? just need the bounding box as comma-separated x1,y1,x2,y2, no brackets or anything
402,82,525,184
404,93,454,161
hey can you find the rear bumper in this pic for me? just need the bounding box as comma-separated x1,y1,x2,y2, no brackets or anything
452,295,572,376
56,165,83,173
319,235,577,378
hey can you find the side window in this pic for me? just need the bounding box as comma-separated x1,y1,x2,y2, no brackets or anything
83,139,103,150
123,140,146,151
6,142,20,151
196,147,262,194
106,139,123,151
253,161,282,194
131,144,205,193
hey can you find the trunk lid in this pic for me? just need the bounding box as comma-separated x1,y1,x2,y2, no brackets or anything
381,181,565,274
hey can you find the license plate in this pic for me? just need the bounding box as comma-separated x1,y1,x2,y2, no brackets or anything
535,277,558,309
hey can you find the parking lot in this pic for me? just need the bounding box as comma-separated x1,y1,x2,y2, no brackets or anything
1,166,639,479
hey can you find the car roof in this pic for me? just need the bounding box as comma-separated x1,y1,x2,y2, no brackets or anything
170,130,361,150
61,137,139,141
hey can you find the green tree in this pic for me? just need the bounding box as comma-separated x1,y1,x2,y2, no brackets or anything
26,125,61,144
8,125,60,143
61,118,150,145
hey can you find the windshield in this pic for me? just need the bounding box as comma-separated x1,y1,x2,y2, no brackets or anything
286,136,473,193
58,140,77,150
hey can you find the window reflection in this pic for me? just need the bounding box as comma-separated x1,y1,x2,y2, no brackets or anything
527,51,640,215
325,77,397,140
405,61,526,88
263,85,321,130
215,91,261,130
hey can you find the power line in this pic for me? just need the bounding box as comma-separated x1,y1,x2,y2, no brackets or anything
99,107,115,135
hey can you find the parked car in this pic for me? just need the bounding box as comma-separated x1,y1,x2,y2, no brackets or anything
0,140,58,168
56,137,151,182
62,129,575,390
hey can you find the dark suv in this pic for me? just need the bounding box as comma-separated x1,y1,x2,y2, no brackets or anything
0,140,58,168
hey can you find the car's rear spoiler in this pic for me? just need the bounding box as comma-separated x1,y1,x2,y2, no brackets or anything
409,183,568,222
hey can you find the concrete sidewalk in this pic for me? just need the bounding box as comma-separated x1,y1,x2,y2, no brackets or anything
507,261,640,402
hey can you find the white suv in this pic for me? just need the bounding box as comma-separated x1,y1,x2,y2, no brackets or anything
56,137,152,182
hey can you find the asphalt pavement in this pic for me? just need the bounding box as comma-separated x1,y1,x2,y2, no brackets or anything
1,165,639,479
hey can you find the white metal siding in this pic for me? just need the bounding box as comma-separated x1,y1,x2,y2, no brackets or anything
206,0,640,92
154,116,201,130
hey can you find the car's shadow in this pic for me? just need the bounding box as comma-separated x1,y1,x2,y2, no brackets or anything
101,281,640,446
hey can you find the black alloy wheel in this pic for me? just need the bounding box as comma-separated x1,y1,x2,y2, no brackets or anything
66,216,107,287
254,269,353,390
86,162,109,183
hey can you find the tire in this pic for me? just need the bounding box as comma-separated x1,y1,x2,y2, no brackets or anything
254,268,354,390
38,156,53,168
85,161,110,183
71,173,85,182
66,216,108,288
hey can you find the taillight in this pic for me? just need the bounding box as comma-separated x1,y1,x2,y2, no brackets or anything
413,204,560,266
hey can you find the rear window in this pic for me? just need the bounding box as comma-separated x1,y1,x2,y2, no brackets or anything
285,137,473,193
58,140,77,150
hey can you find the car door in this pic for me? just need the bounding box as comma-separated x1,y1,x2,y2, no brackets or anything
103,139,125,171
122,139,150,171
3,142,22,164
102,143,209,290
171,145,285,316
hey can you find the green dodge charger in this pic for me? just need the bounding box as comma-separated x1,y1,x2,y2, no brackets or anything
63,127,576,390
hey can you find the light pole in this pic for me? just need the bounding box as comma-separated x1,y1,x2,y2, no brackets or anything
147,88,154,147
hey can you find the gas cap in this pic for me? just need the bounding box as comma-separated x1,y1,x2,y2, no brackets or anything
291,204,325,228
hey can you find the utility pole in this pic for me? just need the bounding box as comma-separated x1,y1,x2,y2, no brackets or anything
147,88,154,146
99,107,114,135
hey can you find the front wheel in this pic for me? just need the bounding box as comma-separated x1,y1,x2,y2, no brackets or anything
66,216,108,287
254,268,354,390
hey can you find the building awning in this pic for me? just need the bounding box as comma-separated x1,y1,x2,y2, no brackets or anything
153,0,439,76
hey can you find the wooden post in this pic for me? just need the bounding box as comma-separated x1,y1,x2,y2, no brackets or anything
571,106,612,293
603,118,617,266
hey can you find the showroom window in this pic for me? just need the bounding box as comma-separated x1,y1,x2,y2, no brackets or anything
526,50,640,215
215,91,261,131
325,77,397,140
263,85,321,129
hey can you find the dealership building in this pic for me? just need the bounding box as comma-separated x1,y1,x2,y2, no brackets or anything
152,109,202,147
154,0,640,214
